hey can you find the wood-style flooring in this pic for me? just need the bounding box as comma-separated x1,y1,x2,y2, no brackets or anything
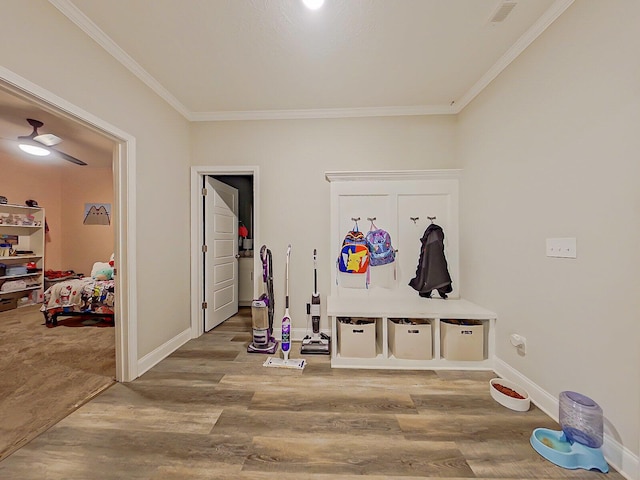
0,308,623,479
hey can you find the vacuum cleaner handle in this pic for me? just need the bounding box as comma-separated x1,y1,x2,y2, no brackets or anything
313,248,318,294
285,244,291,307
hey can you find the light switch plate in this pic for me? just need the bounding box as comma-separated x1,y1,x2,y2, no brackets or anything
546,238,577,258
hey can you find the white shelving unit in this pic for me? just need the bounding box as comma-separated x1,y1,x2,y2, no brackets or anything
0,204,45,310
328,296,496,370
326,170,497,370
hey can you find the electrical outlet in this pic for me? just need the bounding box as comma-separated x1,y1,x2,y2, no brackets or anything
546,238,577,258
510,333,526,354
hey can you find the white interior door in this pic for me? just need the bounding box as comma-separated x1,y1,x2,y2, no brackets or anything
204,177,239,331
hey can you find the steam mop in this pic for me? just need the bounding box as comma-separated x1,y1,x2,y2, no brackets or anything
301,249,330,355
263,244,305,369
281,245,292,361
248,245,278,354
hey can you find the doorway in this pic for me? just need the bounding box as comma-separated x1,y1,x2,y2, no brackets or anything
0,67,137,381
190,166,259,338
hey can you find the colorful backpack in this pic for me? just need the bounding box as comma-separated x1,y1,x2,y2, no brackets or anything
337,227,370,274
366,227,395,267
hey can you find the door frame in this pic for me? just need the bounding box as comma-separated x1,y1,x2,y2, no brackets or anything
190,166,259,338
0,66,138,382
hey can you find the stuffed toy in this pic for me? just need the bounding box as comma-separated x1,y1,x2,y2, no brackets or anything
93,268,113,281
91,255,114,281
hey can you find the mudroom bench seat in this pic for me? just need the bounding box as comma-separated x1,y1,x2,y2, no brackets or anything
327,295,496,370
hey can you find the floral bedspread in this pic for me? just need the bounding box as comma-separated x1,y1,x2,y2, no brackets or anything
40,277,115,316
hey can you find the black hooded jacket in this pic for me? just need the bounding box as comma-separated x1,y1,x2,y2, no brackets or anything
408,223,453,299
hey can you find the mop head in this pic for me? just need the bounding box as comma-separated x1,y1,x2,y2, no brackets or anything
263,357,306,370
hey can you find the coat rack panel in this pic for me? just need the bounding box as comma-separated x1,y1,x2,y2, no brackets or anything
328,171,459,298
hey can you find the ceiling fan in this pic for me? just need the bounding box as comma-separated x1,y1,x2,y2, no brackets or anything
16,118,87,166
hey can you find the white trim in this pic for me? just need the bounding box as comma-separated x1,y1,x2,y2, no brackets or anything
325,169,462,183
190,166,260,339
49,0,572,121
190,105,455,121
453,0,575,113
48,0,191,120
494,357,639,480
0,66,138,383
137,327,192,377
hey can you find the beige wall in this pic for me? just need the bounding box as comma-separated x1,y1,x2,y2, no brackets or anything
191,116,458,332
60,167,114,276
1,0,192,358
457,0,639,459
0,153,113,275
0,151,63,268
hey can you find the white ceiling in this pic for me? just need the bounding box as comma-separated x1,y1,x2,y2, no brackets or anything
54,0,572,120
0,0,573,168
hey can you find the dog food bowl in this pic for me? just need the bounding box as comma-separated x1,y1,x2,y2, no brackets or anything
490,377,530,412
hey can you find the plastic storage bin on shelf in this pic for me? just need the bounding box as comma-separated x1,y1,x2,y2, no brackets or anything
6,265,28,276
388,318,432,360
440,319,485,361
337,317,377,358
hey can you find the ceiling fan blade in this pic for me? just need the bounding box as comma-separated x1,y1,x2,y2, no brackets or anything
17,132,37,141
51,148,87,166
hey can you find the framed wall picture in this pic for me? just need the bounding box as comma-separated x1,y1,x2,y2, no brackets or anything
84,203,111,225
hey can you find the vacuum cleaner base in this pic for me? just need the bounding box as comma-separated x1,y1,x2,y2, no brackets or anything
247,340,278,354
301,333,331,355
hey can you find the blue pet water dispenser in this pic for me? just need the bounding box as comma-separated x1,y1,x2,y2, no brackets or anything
530,391,609,473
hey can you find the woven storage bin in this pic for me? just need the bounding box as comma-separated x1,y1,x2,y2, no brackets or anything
440,319,485,361
338,317,377,358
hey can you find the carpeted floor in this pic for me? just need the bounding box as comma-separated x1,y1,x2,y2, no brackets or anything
0,304,115,461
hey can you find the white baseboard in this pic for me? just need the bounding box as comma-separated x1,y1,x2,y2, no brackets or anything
494,357,639,480
136,327,192,378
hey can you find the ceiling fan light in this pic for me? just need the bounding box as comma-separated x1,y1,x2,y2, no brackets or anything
19,143,51,156
34,133,62,147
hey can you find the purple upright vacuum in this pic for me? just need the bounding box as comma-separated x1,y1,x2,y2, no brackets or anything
247,245,278,354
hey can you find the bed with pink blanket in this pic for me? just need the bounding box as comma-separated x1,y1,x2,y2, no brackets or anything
40,277,115,327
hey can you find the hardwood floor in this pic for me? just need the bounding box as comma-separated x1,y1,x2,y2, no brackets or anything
0,308,623,479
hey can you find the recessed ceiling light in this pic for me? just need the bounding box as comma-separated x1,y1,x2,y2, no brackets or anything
19,143,50,156
302,0,325,10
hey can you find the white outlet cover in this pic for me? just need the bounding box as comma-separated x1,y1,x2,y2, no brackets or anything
546,237,577,258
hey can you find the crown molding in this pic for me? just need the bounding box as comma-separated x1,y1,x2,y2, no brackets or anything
48,0,192,120
453,0,575,113
189,104,455,122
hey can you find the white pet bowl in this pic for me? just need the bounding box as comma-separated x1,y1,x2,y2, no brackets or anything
490,377,530,412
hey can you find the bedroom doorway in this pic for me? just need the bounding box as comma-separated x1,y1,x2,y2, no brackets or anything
190,166,259,338
0,67,137,382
